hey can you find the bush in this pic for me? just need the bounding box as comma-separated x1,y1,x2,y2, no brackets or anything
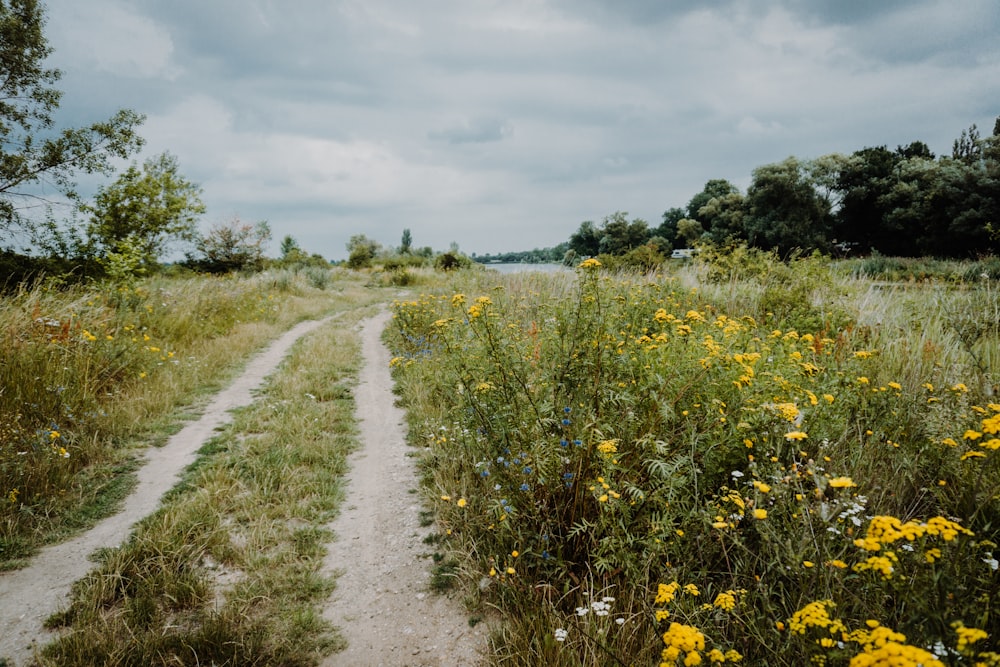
434,250,472,271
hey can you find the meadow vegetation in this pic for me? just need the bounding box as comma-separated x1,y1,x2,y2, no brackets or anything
37,301,377,666
0,267,370,571
387,249,1000,666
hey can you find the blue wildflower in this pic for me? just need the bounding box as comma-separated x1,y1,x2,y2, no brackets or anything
523,466,532,474
520,483,530,492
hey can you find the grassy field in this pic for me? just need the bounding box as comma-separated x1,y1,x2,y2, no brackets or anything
0,267,372,571
3,253,998,666
387,250,1000,666
38,297,380,665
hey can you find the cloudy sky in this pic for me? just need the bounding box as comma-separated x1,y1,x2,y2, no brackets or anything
40,0,1000,259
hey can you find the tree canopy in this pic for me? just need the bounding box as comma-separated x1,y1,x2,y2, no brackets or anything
83,152,205,263
559,118,1000,262
0,0,144,238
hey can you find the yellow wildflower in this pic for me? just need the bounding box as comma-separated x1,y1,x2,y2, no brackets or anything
713,591,737,611
828,476,856,489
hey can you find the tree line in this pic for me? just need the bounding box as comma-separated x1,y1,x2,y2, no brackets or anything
567,120,1000,263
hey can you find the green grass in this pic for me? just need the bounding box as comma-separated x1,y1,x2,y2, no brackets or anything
0,268,371,570
386,253,1000,666
35,293,382,666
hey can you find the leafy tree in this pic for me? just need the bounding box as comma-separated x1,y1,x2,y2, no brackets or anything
434,249,472,271
687,179,739,220
597,211,648,255
346,233,379,268
676,218,704,245
744,157,833,256
280,234,300,260
656,207,685,246
880,155,997,257
696,191,746,244
952,123,982,163
84,152,205,264
187,217,271,273
1,0,144,238
897,141,934,160
568,220,601,257
400,228,412,254
833,146,903,254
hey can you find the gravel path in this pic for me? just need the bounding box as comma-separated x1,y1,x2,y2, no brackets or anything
320,310,487,667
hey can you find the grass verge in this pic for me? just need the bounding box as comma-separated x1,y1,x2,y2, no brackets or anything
1,268,371,570
34,297,381,665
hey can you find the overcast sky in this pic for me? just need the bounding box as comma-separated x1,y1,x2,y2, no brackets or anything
41,0,999,260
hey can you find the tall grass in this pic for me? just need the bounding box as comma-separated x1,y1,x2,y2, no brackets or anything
387,254,1000,665
0,268,363,570
37,305,375,665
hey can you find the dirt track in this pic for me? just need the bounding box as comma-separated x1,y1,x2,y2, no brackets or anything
0,311,484,666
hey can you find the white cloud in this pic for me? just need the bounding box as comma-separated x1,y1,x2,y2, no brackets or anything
33,0,1000,258
47,0,178,79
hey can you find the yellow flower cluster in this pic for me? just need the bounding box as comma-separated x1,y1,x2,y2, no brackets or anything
853,552,898,579
853,515,973,552
597,439,619,456
848,642,944,667
712,591,738,611
661,622,705,665
953,621,988,652
656,581,681,605
788,600,846,637
655,584,742,664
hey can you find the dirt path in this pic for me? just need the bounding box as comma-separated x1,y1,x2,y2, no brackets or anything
320,310,487,667
0,316,334,666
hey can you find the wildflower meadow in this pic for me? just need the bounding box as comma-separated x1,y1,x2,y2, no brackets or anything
387,251,1000,666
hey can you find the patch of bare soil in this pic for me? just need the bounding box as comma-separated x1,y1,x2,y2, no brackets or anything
320,311,487,667
0,317,333,666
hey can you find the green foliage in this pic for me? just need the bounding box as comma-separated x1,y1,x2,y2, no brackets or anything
279,234,300,260
186,217,271,274
0,248,98,289
345,234,379,269
387,253,1000,665
83,152,205,265
744,157,833,257
554,118,1000,262
0,269,359,569
0,0,144,234
434,249,472,271
39,316,371,665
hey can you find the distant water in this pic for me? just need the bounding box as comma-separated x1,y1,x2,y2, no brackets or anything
481,262,569,274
